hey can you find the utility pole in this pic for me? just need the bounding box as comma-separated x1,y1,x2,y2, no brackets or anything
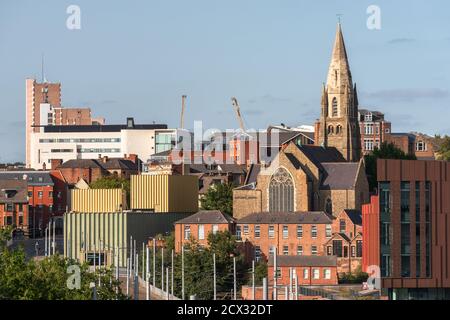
181,245,185,300
153,239,156,288
262,277,268,300
115,247,119,281
166,267,169,300
252,260,255,300
126,257,130,296
44,227,48,256
289,267,293,300
171,249,174,299
146,245,150,300
130,236,133,275
233,257,237,300
273,249,277,300
52,220,56,255
213,253,216,300
142,243,145,279
294,269,298,300
161,247,164,290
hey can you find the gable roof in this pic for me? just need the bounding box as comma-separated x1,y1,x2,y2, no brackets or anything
320,162,360,190
175,210,235,224
295,144,345,168
342,209,362,226
237,211,334,224
268,255,337,267
0,171,54,186
58,158,138,171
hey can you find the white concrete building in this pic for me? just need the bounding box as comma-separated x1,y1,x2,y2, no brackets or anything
29,117,178,169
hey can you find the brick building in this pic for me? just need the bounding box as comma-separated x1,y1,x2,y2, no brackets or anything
0,180,29,230
174,210,236,253
358,109,391,155
0,171,67,236
54,154,140,185
237,211,333,262
233,141,369,220
268,255,338,287
376,159,450,299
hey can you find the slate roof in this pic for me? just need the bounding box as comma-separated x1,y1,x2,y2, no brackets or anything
188,164,246,175
245,164,261,185
58,158,138,171
0,180,28,203
0,171,54,186
175,210,235,224
295,145,345,168
343,209,362,226
237,211,334,224
268,255,337,267
320,162,360,190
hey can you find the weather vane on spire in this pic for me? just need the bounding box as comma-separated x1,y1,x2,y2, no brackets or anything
336,13,343,24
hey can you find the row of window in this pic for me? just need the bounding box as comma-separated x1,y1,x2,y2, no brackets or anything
78,148,121,153
40,138,121,143
326,240,363,258
3,215,24,226
327,125,343,135
275,267,332,280
268,245,317,256
28,191,61,198
1,203,25,212
363,138,380,151
184,224,220,240
237,224,332,239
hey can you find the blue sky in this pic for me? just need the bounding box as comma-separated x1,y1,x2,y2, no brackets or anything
1,0,449,162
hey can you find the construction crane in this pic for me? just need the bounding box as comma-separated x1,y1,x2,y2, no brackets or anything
180,95,187,129
231,97,245,132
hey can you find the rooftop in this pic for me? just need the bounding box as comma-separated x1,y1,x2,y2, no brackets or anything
175,210,235,224
268,255,337,267
237,211,334,224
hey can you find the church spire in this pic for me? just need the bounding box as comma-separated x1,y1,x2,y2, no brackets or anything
326,23,352,89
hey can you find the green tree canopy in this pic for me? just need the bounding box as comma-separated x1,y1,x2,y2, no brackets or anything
435,134,450,161
365,142,416,191
200,183,234,216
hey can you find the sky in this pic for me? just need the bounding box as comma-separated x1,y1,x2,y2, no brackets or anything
1,0,450,162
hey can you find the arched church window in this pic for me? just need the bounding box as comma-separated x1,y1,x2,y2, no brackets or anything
325,198,333,215
336,125,342,134
327,125,334,134
332,98,338,117
269,168,294,212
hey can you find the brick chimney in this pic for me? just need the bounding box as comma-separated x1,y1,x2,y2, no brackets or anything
127,154,138,163
102,156,109,163
51,159,63,170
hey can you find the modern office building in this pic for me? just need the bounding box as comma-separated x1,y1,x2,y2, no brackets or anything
369,159,450,299
29,117,177,169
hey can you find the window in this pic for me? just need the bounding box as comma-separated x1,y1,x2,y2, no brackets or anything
364,113,372,122
297,245,303,256
236,226,242,240
339,219,346,233
198,225,205,240
255,246,261,262
385,128,390,133
375,124,379,135
243,225,249,235
313,269,320,280
269,168,294,212
324,269,331,280
18,215,23,225
311,225,317,238
184,225,191,240
364,138,374,151
327,246,332,256
343,246,348,257
6,203,13,212
356,240,363,257
311,245,318,255
364,123,374,135
269,246,275,257
212,224,219,234
49,191,53,198
254,225,260,238
275,267,282,279
401,182,411,277
38,191,43,198
49,205,53,213
336,125,342,134
5,216,13,225
332,98,338,117
283,246,289,255
351,246,356,257
326,225,332,238
28,191,32,198
268,225,275,238
416,140,426,151
282,225,288,239
333,240,343,257
327,125,334,134
18,204,23,212
297,225,303,238
303,269,309,279
325,198,332,215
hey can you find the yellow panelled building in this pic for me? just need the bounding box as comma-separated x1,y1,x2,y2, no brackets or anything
130,174,198,213
70,189,125,213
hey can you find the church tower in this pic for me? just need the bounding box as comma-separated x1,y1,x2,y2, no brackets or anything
316,23,361,162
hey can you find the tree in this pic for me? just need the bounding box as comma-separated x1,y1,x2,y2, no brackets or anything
434,135,450,161
90,176,130,207
0,244,126,300
253,260,268,286
200,183,234,216
365,142,416,191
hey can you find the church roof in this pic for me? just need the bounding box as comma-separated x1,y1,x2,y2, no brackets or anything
294,144,346,168
320,162,360,190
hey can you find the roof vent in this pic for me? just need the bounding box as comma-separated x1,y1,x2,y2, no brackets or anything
126,117,135,129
